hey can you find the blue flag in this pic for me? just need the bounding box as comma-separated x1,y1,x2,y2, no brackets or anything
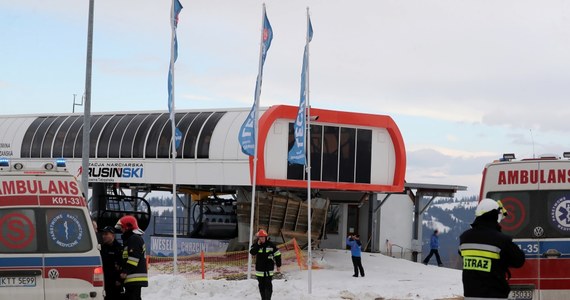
168,0,183,114
288,17,313,165
238,7,273,156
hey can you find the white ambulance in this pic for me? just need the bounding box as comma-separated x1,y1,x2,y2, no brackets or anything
480,153,570,300
0,159,104,300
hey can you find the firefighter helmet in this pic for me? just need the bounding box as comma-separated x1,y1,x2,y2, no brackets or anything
256,229,268,237
115,215,144,234
475,198,508,222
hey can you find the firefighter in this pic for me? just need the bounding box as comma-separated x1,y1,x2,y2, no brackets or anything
249,229,281,300
115,215,148,300
459,198,525,299
100,226,123,299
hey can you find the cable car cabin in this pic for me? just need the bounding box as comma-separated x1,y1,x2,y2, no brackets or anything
480,152,570,300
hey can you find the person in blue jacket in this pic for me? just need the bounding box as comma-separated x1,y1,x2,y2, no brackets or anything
346,234,365,277
423,229,443,266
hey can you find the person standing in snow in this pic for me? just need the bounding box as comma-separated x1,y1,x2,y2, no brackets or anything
459,198,525,299
250,229,281,300
346,234,365,277
423,229,443,266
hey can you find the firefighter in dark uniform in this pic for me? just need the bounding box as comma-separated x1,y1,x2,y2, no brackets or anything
100,226,124,299
115,215,148,300
249,229,282,300
459,198,525,299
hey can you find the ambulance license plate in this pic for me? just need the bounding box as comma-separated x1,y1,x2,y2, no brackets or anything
508,287,533,300
0,276,36,287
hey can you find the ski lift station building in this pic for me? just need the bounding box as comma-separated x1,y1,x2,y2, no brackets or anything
0,105,465,258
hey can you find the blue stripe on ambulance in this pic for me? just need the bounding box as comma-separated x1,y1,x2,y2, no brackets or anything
515,240,570,258
0,256,101,267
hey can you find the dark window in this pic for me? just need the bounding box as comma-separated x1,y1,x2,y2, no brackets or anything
64,117,86,158
196,112,225,158
339,128,356,183
322,126,339,182
325,204,340,234
89,115,112,158
309,125,323,181
53,116,80,158
347,205,359,235
31,116,58,157
21,117,46,158
132,114,160,158
109,114,136,158
97,115,124,158
0,209,38,253
41,116,67,158
486,191,531,238
73,115,102,158
145,114,170,158
287,122,304,180
121,114,150,158
45,208,92,253
174,113,199,158
355,129,372,183
157,113,186,159
182,112,209,159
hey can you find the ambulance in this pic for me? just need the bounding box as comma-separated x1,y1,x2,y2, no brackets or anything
480,153,570,300
0,158,104,300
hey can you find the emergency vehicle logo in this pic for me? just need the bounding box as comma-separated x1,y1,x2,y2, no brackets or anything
49,213,84,248
550,196,570,232
0,212,35,250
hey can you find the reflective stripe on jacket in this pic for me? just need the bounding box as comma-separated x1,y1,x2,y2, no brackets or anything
121,230,148,287
249,240,282,277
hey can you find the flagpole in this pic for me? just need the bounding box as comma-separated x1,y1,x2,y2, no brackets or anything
305,7,313,294
247,3,267,280
169,0,178,274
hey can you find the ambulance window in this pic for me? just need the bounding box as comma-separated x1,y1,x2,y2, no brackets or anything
45,209,92,253
0,209,38,253
544,190,570,238
486,191,532,238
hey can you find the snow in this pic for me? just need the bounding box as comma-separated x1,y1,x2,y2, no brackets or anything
143,249,463,300
422,217,451,233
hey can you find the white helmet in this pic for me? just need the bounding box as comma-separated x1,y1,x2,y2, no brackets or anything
476,198,508,222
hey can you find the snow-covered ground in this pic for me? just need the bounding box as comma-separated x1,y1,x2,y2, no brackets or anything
143,249,463,300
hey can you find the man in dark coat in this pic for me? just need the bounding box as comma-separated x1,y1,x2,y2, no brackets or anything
249,229,281,300
115,215,148,300
459,198,525,299
100,226,123,299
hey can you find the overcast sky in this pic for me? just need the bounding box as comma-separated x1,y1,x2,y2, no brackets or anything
1,0,570,197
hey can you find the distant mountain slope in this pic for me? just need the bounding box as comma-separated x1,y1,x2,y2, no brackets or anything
422,195,478,269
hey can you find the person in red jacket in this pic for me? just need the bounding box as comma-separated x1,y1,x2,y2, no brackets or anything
249,229,281,300
115,215,148,300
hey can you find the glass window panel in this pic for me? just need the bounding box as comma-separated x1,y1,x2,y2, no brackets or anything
74,115,102,158
486,191,532,239
53,116,80,158
31,116,58,158
89,115,112,158
196,112,225,159
96,115,124,158
132,114,160,158
309,125,322,181
287,122,304,180
21,117,47,158
109,114,136,158
174,113,199,158
339,127,356,183
41,116,66,158
322,126,339,182
145,114,170,158
121,114,150,158
63,117,85,158
182,112,209,159
45,208,92,253
157,113,186,159
355,129,372,183
0,209,38,253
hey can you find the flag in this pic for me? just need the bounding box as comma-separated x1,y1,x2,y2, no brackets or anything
288,16,313,165
168,0,183,115
238,6,273,156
